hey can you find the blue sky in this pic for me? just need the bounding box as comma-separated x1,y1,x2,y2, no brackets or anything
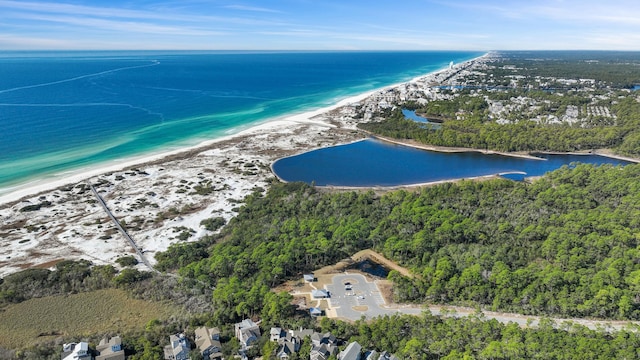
1,0,639,50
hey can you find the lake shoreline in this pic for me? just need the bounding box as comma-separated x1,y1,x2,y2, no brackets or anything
0,54,482,207
0,54,486,276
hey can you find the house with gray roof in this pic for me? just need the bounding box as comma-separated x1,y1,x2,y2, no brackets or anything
195,326,223,360
310,332,338,360
338,341,361,360
234,319,261,348
96,336,125,360
164,333,190,360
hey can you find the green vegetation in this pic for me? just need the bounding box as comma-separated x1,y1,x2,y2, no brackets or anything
5,52,640,358
495,51,640,88
320,313,640,359
361,97,639,154
0,260,115,305
115,255,139,267
160,164,640,321
0,288,176,350
360,52,640,156
200,216,226,232
19,201,52,212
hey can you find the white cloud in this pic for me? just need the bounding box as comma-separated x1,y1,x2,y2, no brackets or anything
223,5,283,13
9,12,225,36
0,0,290,26
0,34,73,49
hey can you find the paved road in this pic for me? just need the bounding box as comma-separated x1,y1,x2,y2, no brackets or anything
326,273,421,320
324,273,640,332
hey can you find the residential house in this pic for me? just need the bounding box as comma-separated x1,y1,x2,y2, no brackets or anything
195,326,223,360
364,350,378,360
95,336,125,360
276,340,297,359
270,327,284,342
164,333,190,360
378,351,399,360
304,274,315,282
270,327,306,360
291,328,314,339
234,319,261,348
338,342,361,360
62,342,93,360
310,332,338,360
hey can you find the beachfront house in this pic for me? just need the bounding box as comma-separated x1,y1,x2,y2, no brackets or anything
234,319,261,348
95,336,125,360
164,333,191,360
338,341,362,360
195,326,223,360
61,342,93,360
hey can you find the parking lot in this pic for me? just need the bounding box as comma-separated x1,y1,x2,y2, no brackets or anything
325,273,421,320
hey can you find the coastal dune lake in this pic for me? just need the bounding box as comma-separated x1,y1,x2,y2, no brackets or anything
272,138,632,187
0,50,480,193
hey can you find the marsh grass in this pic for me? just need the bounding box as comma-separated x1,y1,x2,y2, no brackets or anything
0,288,176,349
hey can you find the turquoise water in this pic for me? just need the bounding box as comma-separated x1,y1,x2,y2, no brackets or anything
0,51,480,191
272,138,632,186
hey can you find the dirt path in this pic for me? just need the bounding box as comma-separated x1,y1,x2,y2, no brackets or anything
387,303,640,332
350,249,414,278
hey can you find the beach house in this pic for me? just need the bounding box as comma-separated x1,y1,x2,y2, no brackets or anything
338,341,362,360
195,326,223,360
164,333,191,360
234,319,261,348
61,342,92,360
95,336,125,360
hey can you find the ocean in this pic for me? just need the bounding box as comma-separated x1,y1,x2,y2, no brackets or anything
0,50,481,194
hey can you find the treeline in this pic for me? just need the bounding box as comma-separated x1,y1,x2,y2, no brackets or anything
495,51,640,88
158,182,380,324
0,259,213,316
159,164,640,321
0,260,117,305
360,97,640,154
320,313,640,359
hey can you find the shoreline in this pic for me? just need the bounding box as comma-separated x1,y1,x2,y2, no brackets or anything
0,53,489,277
0,56,473,207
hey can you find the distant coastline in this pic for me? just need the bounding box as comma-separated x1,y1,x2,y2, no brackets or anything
0,51,483,206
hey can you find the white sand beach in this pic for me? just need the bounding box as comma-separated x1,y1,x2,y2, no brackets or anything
0,56,486,277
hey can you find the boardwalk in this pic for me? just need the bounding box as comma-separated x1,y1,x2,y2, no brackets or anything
90,185,157,273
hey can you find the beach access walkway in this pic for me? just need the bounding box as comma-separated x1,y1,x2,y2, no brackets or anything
90,185,157,273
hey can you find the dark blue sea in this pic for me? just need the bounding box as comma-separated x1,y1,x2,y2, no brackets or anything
0,50,480,193
272,138,633,186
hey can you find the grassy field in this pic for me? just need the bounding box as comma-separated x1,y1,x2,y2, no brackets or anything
0,288,177,349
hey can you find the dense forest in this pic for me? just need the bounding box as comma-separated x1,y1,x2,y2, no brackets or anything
156,163,640,321
320,313,640,359
494,51,640,88
5,164,640,357
5,52,640,358
361,97,640,154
